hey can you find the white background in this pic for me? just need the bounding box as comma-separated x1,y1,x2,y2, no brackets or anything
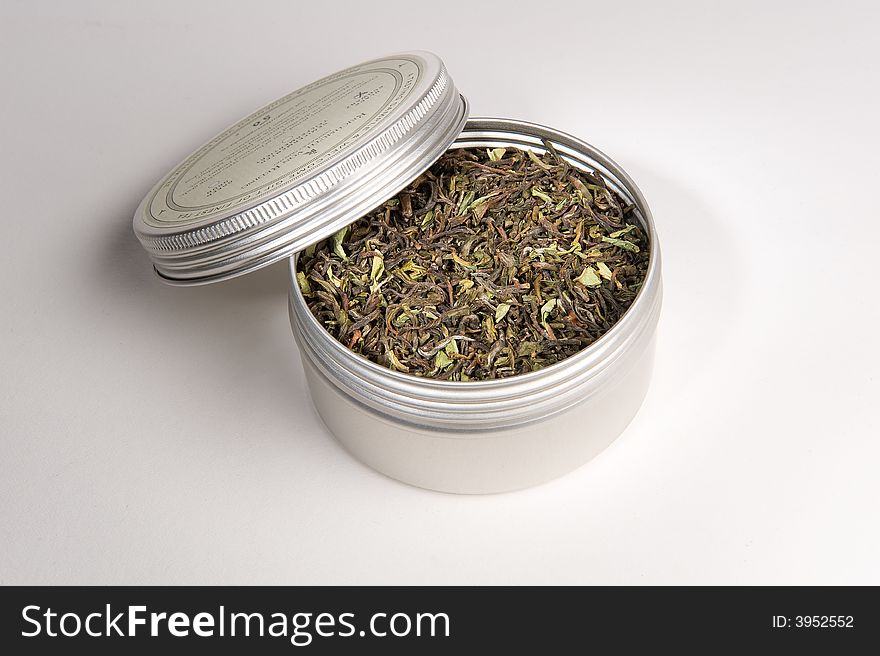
1,0,878,584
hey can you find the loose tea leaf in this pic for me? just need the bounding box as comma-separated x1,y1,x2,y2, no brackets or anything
575,266,602,287
298,145,650,380
601,235,640,252
332,226,349,260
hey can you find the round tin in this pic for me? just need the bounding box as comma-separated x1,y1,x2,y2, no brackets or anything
288,118,662,493
132,52,661,494
133,52,467,285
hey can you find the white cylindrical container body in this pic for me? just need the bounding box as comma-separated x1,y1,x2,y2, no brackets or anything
288,118,662,493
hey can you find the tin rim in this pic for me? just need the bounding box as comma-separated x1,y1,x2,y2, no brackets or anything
289,118,662,430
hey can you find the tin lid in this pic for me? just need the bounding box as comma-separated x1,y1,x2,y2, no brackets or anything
133,52,468,285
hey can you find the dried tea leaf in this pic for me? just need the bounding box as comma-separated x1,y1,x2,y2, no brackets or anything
457,190,476,216
370,254,384,282
387,350,410,373
531,187,554,204
540,298,557,323
369,254,385,293
472,201,489,220
484,315,497,342
450,252,476,269
434,350,453,371
575,266,602,287
298,145,649,381
601,236,640,252
518,341,539,357
326,269,342,288
487,148,506,162
527,149,552,171
332,226,349,261
296,271,311,295
609,224,636,239
399,259,427,280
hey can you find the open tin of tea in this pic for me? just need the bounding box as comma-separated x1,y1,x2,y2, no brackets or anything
133,52,662,493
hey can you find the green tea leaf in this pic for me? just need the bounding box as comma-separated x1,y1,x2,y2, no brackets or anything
484,316,497,342
434,350,453,371
487,148,506,162
399,259,427,280
387,351,409,373
332,226,349,260
569,176,590,197
370,254,384,282
470,195,493,220
531,187,554,204
575,266,602,287
527,149,552,171
457,190,476,216
609,224,636,239
495,303,511,321
369,254,385,293
296,272,311,295
518,341,539,357
450,252,476,269
596,261,613,280
326,269,343,288
540,298,557,323
601,236,640,252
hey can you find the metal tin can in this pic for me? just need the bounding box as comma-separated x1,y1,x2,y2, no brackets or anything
288,118,662,493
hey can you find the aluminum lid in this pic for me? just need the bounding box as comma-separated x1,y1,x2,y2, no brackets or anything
133,52,468,285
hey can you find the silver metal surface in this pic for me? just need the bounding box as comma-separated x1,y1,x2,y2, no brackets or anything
288,118,663,493
133,52,468,285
